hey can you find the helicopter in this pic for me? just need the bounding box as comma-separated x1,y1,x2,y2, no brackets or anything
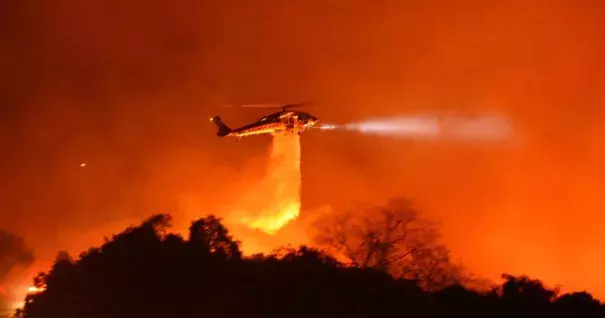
210,103,320,142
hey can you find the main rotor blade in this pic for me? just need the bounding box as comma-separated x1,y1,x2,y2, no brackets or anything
240,103,286,108
236,102,314,109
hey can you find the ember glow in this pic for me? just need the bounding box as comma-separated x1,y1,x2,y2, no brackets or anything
230,134,302,235
27,286,44,294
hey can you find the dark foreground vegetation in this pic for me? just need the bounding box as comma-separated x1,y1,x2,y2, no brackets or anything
15,211,605,318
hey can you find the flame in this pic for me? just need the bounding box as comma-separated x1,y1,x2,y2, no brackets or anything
230,134,302,235
243,201,300,235
27,286,45,294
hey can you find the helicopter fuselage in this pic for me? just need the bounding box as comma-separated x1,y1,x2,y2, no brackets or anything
211,110,319,140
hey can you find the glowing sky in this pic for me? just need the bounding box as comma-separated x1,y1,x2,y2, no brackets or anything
1,0,605,299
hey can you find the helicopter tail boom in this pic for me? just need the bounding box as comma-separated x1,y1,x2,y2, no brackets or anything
211,116,232,137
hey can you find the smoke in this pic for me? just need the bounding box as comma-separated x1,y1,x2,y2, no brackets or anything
0,231,33,315
0,231,34,284
318,113,514,142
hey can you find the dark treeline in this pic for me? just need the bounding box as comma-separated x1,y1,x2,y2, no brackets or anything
18,213,605,318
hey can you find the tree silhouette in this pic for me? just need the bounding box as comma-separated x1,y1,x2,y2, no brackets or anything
15,212,605,318
555,291,603,317
188,215,241,260
312,198,467,290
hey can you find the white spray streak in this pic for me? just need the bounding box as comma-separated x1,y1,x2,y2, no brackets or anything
318,114,513,142
345,116,441,139
441,115,512,141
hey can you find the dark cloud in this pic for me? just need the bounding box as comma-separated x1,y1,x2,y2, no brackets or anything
0,230,33,283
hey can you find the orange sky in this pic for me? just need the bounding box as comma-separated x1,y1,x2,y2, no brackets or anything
1,0,605,300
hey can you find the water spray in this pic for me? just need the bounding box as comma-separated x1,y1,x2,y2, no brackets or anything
315,113,513,142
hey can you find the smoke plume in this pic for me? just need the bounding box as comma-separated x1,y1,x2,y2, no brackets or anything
0,231,33,284
0,231,33,315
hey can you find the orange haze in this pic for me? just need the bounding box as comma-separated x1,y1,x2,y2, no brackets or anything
1,0,605,303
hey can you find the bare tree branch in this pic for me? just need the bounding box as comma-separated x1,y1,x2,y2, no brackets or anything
312,198,468,290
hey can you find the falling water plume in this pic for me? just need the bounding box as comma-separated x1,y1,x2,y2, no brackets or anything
230,134,302,235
